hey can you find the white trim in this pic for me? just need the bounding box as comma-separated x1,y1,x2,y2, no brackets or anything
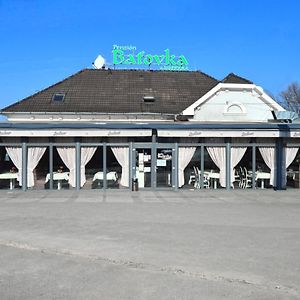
291,131,300,138
181,83,285,116
1,128,300,139
4,113,174,123
0,129,152,137
158,129,283,138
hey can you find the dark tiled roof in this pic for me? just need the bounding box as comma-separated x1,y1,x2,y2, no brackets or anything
2,69,219,115
222,73,253,84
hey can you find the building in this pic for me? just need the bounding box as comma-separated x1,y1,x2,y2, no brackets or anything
0,69,299,191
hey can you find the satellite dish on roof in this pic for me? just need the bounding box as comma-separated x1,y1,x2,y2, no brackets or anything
92,55,106,69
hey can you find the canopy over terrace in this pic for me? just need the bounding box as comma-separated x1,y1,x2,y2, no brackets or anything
1,121,300,191
0,122,300,137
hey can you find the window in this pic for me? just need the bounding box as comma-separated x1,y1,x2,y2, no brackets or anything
223,102,246,115
143,96,155,104
52,93,65,102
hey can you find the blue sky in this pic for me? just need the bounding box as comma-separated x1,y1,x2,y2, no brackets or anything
0,0,299,110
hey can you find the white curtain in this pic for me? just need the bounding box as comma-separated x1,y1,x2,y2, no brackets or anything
259,147,275,185
285,147,299,168
206,138,248,187
178,147,196,187
206,138,226,187
206,146,226,187
111,147,129,187
56,138,98,187
27,147,46,188
5,146,23,185
231,147,248,184
80,147,97,187
231,138,249,186
3,138,22,185
258,147,299,186
285,147,299,184
57,147,76,187
178,138,197,187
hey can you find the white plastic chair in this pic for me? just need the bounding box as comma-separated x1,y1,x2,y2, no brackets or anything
193,166,200,188
203,173,210,189
241,167,252,189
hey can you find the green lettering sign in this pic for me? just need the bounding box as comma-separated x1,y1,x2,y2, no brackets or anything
136,51,145,64
112,49,125,64
153,54,164,65
144,54,153,65
178,55,188,66
112,46,189,70
124,54,136,65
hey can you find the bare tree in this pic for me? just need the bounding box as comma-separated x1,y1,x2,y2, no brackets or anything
280,82,300,115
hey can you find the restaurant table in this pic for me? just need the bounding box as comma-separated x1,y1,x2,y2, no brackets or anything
204,171,220,189
92,171,118,182
45,172,70,190
255,172,270,189
0,172,19,190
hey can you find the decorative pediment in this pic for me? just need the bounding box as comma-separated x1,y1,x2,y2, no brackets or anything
181,83,285,122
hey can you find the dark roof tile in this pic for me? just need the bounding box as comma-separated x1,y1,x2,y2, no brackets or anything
222,73,253,84
2,69,218,115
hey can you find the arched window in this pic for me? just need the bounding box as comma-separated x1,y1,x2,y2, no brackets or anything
223,102,246,115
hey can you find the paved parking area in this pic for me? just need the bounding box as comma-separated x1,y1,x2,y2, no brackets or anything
0,189,300,299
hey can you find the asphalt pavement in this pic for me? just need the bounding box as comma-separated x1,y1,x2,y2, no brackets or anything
0,189,299,299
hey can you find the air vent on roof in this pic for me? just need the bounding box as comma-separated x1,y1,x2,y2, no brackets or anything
52,93,65,102
143,96,155,103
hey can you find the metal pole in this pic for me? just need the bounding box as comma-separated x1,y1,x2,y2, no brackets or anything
129,142,133,190
76,142,80,191
174,143,178,190
252,145,256,189
49,143,54,190
226,141,231,190
103,143,107,190
152,130,157,189
200,145,204,189
22,141,27,191
275,138,286,190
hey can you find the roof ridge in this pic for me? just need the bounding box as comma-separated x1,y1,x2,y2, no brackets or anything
221,72,253,84
196,70,218,83
1,69,88,112
86,68,218,78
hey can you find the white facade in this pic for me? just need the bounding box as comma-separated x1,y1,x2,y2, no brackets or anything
182,83,285,122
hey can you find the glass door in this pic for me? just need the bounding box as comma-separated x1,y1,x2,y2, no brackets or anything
134,148,152,188
132,144,176,189
156,147,175,188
